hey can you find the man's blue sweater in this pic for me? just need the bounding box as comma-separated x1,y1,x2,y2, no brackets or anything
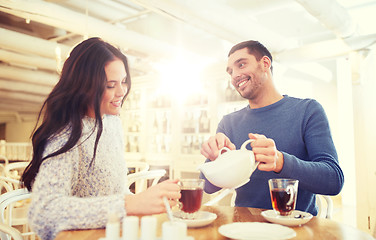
201,95,344,215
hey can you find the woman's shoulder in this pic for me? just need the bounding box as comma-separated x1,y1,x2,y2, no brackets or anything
44,125,72,157
104,114,121,123
103,114,122,129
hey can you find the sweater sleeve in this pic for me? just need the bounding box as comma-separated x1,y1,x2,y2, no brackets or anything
29,149,126,240
278,100,344,195
28,117,128,240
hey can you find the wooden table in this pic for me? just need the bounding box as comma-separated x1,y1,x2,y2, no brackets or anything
55,206,374,240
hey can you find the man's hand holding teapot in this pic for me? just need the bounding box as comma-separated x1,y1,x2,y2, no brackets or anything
200,132,284,173
200,132,236,161
248,133,284,173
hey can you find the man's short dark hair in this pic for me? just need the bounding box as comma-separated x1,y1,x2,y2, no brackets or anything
228,40,273,73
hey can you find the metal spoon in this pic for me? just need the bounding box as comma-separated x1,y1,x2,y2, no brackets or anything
294,214,305,219
163,197,174,222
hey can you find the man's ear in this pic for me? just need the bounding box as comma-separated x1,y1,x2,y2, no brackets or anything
262,56,272,71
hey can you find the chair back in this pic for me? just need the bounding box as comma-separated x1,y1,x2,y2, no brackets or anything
4,162,29,180
127,161,149,174
0,176,22,193
126,161,149,193
316,194,333,219
0,155,9,166
0,188,35,240
0,222,23,240
127,169,166,194
0,155,9,177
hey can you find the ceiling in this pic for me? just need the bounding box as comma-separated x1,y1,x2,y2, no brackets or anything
0,0,376,124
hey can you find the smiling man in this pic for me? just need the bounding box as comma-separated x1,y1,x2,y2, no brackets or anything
200,40,344,216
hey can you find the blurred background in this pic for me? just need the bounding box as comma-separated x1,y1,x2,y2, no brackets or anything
0,0,375,236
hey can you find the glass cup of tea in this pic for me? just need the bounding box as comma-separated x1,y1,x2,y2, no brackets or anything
268,178,299,216
178,179,205,219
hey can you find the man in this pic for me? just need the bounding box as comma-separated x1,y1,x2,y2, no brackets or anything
200,40,344,215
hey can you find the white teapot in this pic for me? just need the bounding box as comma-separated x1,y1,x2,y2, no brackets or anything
198,139,259,189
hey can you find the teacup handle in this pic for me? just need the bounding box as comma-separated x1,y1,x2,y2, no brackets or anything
286,185,295,206
240,139,255,150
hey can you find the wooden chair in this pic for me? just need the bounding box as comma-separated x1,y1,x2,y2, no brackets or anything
0,222,23,240
0,188,35,240
127,169,166,194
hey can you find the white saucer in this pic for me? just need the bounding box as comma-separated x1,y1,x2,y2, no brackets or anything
172,211,217,228
218,222,296,240
261,210,313,227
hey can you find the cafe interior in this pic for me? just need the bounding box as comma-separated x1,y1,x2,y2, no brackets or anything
0,0,375,239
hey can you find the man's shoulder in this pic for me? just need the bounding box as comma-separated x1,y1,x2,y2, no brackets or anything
285,95,320,107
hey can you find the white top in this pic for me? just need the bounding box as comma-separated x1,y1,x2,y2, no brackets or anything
28,115,130,240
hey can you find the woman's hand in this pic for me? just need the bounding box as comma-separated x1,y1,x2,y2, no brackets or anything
124,179,181,215
200,133,236,161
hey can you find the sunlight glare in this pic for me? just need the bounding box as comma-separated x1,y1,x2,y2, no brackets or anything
154,56,206,103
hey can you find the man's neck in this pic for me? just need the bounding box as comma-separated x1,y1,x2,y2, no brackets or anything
248,89,283,109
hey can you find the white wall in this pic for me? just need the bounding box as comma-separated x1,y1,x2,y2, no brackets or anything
353,49,376,237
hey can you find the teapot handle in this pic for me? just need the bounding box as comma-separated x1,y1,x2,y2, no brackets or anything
218,147,231,156
240,139,255,150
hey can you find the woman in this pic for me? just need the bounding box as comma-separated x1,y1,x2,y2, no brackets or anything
21,37,180,240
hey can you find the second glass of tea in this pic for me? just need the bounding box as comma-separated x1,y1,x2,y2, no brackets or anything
268,178,299,216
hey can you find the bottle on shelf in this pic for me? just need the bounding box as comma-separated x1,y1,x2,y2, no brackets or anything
182,112,190,133
162,112,168,134
125,136,130,152
225,80,233,102
192,136,200,154
199,110,210,133
153,113,159,133
181,136,190,154
187,113,196,133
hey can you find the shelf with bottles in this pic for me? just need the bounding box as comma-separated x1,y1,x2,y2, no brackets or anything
180,134,209,155
122,112,142,133
123,89,143,111
122,88,144,135
181,109,211,135
151,110,171,135
172,154,206,179
217,79,249,119
124,135,141,153
144,107,173,156
147,134,172,154
182,92,208,108
148,94,172,110
223,80,244,103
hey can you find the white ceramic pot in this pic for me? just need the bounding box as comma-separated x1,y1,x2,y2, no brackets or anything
198,139,259,189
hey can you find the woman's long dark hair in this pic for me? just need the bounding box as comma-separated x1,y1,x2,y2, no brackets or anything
21,37,131,191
